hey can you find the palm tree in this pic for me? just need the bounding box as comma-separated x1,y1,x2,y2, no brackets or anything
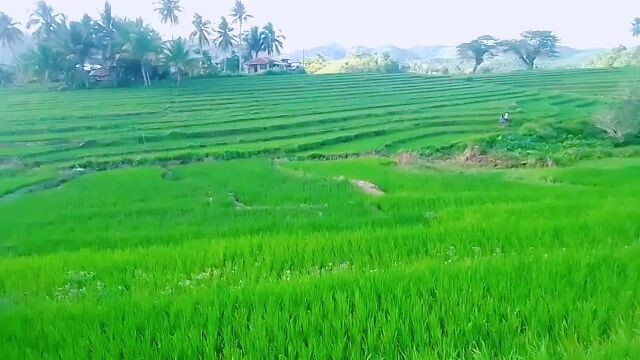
95,2,117,62
21,42,60,82
63,19,98,88
135,17,150,32
27,1,62,41
154,0,183,39
632,18,640,38
244,26,262,59
214,17,237,72
190,14,212,53
121,28,161,86
0,12,23,52
260,22,285,58
230,1,252,71
161,37,192,84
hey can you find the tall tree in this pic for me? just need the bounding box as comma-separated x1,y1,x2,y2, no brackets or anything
501,31,559,70
632,18,640,38
27,1,62,41
0,12,23,51
121,27,161,86
230,1,252,71
59,18,97,88
260,22,285,58
21,42,60,81
457,35,497,74
161,37,192,84
243,26,262,59
214,17,237,72
189,13,212,53
95,2,117,62
154,0,183,39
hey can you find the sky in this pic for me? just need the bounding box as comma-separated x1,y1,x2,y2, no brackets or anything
2,0,639,51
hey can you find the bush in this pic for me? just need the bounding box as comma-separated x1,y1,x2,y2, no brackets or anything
592,85,640,143
590,46,640,68
340,52,402,74
518,122,559,141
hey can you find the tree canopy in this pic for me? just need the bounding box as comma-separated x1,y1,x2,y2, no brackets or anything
457,35,497,74
189,13,212,52
0,12,23,50
244,26,263,59
154,0,183,38
632,18,640,38
161,37,193,84
26,1,63,41
501,31,560,70
261,22,285,58
1,0,286,88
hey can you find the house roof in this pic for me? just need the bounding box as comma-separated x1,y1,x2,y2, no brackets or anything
89,67,112,77
245,57,270,66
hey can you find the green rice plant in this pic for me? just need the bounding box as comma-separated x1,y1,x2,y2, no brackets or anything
1,69,640,358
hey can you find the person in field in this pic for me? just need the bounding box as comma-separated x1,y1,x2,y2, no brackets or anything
499,112,510,126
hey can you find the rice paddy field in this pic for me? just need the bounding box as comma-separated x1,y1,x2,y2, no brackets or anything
1,68,640,359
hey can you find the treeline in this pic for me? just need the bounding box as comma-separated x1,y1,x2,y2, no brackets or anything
454,17,639,75
0,0,286,88
455,31,560,74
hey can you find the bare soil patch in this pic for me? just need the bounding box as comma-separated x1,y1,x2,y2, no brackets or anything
350,179,384,196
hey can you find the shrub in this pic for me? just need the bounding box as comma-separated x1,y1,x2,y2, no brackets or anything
592,85,640,143
518,122,559,141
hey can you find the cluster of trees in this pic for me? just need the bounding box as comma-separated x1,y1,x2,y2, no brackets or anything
458,17,640,75
0,0,287,88
457,31,560,74
590,46,640,68
304,54,328,74
340,49,402,74
587,18,640,70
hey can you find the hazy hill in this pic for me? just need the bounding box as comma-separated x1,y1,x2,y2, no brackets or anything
285,43,348,61
286,43,601,65
287,42,607,74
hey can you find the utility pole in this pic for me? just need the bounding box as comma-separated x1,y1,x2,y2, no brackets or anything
302,49,306,70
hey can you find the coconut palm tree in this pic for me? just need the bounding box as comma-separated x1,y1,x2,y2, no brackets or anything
154,0,183,39
230,1,252,71
214,17,237,72
21,42,60,82
632,18,640,38
27,1,62,41
95,2,117,62
244,26,262,59
260,22,285,58
190,14,212,53
61,19,98,88
121,28,161,86
161,37,192,84
0,12,23,51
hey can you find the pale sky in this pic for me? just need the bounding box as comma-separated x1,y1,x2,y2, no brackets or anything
2,0,639,51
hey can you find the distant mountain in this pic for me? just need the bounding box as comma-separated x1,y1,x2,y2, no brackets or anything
285,43,456,63
354,45,416,62
285,43,348,62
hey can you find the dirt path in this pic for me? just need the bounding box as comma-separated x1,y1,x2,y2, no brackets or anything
350,179,384,196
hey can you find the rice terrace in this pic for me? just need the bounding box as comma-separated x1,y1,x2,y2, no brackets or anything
2,1,640,359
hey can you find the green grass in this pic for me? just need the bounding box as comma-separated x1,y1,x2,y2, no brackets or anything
1,69,640,358
3,68,638,169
